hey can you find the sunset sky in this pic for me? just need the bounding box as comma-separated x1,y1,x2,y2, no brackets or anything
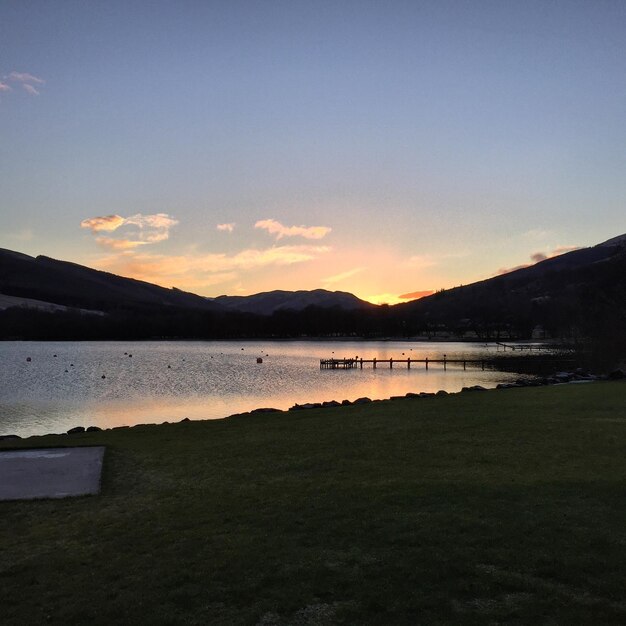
1,1,625,304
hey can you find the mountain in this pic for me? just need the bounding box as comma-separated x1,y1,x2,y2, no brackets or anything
0,248,222,313
213,289,372,315
396,234,626,337
0,249,371,317
2,232,625,341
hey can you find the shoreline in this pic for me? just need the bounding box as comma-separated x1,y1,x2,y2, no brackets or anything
3,366,622,443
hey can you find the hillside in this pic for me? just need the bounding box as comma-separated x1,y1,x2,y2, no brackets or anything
1,233,625,340
397,235,626,337
0,250,372,317
0,249,221,313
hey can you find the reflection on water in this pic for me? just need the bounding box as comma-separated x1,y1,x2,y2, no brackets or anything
0,340,541,437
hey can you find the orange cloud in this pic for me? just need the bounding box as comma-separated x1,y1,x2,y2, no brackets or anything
255,218,331,240
92,245,331,292
95,237,146,250
81,212,178,248
81,215,126,233
398,290,435,301
497,245,582,276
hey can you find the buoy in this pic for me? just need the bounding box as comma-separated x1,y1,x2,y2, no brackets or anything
26,357,31,362
167,365,171,368
128,354,132,358
53,354,57,357
257,357,263,364
101,375,106,379
70,364,74,367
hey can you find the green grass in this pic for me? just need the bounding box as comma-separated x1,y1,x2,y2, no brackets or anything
1,382,625,625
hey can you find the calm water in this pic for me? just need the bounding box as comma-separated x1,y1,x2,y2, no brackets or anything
0,340,540,437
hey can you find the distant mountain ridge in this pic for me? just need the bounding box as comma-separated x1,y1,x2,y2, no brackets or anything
0,248,221,313
1,232,625,340
0,249,371,316
213,289,371,315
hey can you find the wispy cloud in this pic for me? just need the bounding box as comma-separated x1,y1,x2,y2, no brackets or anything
322,267,364,285
7,72,44,84
81,212,178,249
80,215,127,233
217,223,235,233
94,245,331,291
497,245,582,276
2,71,45,96
22,84,40,96
94,237,145,250
255,218,331,240
403,254,437,269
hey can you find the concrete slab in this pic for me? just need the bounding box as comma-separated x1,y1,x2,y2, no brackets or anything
0,446,105,501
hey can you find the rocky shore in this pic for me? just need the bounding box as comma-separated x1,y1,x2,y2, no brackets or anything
3,367,623,442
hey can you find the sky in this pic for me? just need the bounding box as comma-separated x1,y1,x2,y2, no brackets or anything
1,1,625,304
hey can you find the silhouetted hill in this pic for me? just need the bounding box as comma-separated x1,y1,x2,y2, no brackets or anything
213,289,372,315
396,235,626,338
0,249,371,318
0,249,223,313
2,233,625,342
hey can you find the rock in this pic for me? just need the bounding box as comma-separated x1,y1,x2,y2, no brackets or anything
608,368,626,380
353,397,372,404
0,434,21,440
341,399,352,405
86,426,102,432
250,407,281,413
67,426,85,434
405,392,420,398
322,400,341,408
389,395,406,401
436,390,448,396
180,417,190,422
419,392,435,398
462,385,487,392
555,372,572,382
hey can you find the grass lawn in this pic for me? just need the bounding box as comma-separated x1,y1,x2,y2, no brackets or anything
1,382,625,625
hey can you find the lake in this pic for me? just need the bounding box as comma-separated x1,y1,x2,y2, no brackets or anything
0,340,541,437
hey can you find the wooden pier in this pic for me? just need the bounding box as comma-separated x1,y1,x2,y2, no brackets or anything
320,357,488,371
495,342,551,351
